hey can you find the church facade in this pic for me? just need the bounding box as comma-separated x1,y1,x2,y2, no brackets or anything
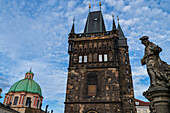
64,7,136,113
3,70,45,113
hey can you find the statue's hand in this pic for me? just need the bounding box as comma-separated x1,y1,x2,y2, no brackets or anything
141,58,146,65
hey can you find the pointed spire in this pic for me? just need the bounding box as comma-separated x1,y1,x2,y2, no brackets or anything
117,16,125,38
70,17,75,33
112,13,116,30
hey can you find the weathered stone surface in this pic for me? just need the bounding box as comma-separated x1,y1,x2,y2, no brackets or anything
143,86,170,113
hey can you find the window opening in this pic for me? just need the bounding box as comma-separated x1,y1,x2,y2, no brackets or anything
25,97,31,106
99,54,102,62
13,96,19,105
128,88,131,92
125,60,128,64
129,99,132,104
84,56,87,63
79,56,82,63
104,54,108,61
69,44,72,51
126,69,129,74
94,18,98,21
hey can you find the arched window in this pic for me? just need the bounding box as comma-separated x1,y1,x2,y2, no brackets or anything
25,97,31,106
13,96,19,105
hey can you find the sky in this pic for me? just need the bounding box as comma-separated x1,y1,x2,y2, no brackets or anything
0,0,169,113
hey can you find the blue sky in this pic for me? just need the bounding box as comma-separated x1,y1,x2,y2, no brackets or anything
0,0,169,113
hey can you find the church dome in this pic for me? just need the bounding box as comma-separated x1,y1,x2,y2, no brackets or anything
8,78,42,96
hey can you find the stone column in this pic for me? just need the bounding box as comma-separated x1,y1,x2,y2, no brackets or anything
18,94,22,104
8,95,11,105
143,86,170,113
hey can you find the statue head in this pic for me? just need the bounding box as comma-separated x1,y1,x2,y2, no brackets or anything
140,36,149,46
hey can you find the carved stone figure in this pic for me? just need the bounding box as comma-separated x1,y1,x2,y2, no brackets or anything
140,36,170,87
140,36,170,113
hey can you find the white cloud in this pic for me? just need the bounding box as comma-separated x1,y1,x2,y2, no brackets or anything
122,5,131,12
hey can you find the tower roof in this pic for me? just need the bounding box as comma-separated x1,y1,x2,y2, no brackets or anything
84,11,106,33
70,18,75,34
70,23,74,33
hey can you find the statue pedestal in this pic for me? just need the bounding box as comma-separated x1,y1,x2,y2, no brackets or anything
143,86,170,113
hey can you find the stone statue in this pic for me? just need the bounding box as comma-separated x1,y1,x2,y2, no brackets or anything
140,36,170,87
140,36,170,113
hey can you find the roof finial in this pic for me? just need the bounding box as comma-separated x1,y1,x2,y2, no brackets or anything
117,16,119,23
73,17,75,23
89,4,91,12
30,67,32,72
112,13,114,19
112,13,116,30
99,2,102,11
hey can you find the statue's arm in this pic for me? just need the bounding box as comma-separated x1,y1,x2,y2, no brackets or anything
150,43,162,54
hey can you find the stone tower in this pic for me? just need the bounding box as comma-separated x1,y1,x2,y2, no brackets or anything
64,7,136,113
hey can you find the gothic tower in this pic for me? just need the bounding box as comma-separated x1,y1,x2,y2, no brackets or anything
64,5,136,113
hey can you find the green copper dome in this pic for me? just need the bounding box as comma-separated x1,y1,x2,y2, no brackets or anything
8,79,42,96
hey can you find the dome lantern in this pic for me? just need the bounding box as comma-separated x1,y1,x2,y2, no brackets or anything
25,68,34,79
